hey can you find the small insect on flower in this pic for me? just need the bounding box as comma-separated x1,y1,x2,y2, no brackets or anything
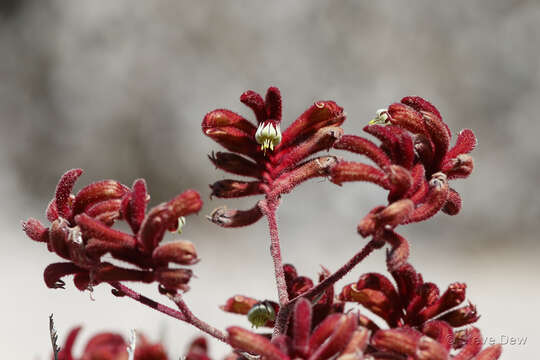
247,301,276,328
368,108,391,125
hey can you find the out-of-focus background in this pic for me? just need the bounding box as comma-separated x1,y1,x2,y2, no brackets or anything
1,1,538,358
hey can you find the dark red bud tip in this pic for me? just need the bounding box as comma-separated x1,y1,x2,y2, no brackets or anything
265,87,282,122
46,198,59,222
152,240,199,266
445,128,477,161
436,302,479,327
442,188,462,215
240,90,266,123
207,204,263,228
227,327,289,360
22,218,49,242
55,168,83,219
43,262,82,289
401,96,442,122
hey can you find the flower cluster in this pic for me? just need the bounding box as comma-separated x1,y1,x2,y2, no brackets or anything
54,327,168,360
24,87,502,360
23,169,202,294
221,264,344,330
331,96,476,269
218,260,500,360
225,298,501,360
203,86,345,227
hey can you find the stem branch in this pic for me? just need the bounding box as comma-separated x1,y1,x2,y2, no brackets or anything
274,239,380,335
260,198,289,307
109,282,228,344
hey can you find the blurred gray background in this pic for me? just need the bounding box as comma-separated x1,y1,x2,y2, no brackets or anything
1,1,538,359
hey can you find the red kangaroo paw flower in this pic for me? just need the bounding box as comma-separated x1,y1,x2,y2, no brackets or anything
435,302,479,327
444,154,474,179
265,86,282,121
442,188,462,215
55,168,83,219
72,180,129,218
421,320,454,351
22,218,48,243
453,327,483,360
330,161,388,188
210,179,263,199
292,298,312,358
333,135,391,169
43,262,83,289
209,151,263,179
444,128,477,162
75,213,137,248
407,172,449,223
152,240,199,266
240,90,266,123
308,313,357,360
270,156,338,196
227,326,289,360
387,102,427,135
208,203,263,228
85,199,122,226
123,178,149,233
418,282,467,322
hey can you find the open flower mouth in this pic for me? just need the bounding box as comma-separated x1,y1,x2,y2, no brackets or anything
255,121,282,153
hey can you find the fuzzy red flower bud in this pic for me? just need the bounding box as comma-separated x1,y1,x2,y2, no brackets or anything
227,326,288,360
292,298,312,357
208,204,263,228
22,218,49,243
333,135,391,169
210,180,263,199
152,240,199,266
72,180,129,218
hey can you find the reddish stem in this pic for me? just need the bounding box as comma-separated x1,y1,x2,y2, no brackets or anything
171,295,228,343
274,239,380,336
260,198,289,308
109,282,228,344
